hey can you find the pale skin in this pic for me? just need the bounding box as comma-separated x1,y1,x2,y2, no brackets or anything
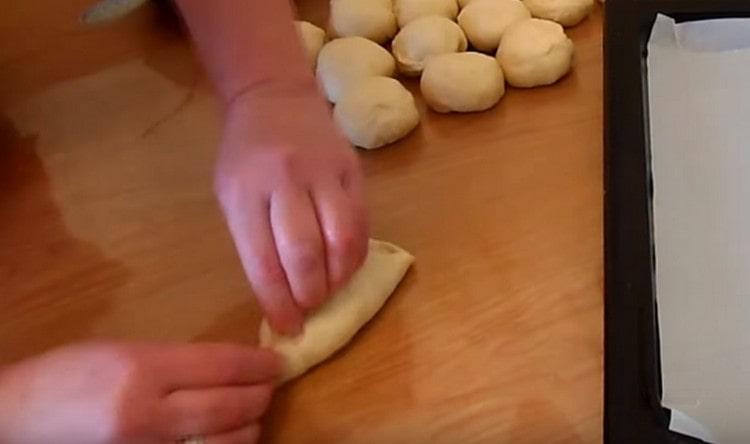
0,1,368,442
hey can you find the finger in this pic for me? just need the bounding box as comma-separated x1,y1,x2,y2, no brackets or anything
162,384,273,438
205,424,262,444
270,187,329,311
340,158,367,200
225,196,304,335
312,180,369,292
151,344,281,390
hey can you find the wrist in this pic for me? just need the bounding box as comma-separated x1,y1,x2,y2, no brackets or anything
223,73,321,111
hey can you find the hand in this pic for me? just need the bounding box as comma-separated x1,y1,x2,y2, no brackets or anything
0,342,280,444
215,79,369,335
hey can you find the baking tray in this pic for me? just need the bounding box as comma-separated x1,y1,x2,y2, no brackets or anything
604,1,750,443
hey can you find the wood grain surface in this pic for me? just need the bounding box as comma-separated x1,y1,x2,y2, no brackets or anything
0,1,603,442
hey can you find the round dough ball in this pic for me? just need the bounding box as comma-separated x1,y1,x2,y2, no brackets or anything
523,0,594,27
334,77,420,149
497,18,574,87
420,52,505,113
392,16,468,76
394,0,459,28
316,37,396,103
295,21,326,69
329,0,398,44
457,0,531,53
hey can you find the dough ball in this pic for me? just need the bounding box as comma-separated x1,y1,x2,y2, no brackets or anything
392,16,468,76
329,0,398,44
523,0,594,27
295,21,326,69
420,51,505,113
457,0,531,53
316,37,396,103
333,77,420,149
394,0,459,28
497,18,574,87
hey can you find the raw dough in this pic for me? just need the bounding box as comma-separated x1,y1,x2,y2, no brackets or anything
333,77,420,149
329,0,398,44
458,0,473,7
295,21,326,69
81,0,148,24
316,37,396,103
259,240,414,382
394,0,459,28
392,16,468,76
457,0,531,53
496,18,574,87
523,0,594,27
420,52,505,113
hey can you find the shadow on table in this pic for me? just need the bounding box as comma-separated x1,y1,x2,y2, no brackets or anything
0,115,130,364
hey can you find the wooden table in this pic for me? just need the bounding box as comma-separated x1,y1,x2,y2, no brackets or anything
0,1,603,442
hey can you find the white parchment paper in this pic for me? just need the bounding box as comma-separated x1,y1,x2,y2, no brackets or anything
648,14,750,444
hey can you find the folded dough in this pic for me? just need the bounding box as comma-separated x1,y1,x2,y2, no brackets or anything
259,239,414,382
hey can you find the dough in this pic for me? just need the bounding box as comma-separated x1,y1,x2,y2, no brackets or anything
329,0,398,44
295,21,326,69
523,0,594,27
394,0,459,28
259,240,414,382
333,77,420,149
496,18,574,87
420,52,505,113
457,0,531,53
392,16,468,76
458,0,473,7
316,37,396,103
82,0,149,24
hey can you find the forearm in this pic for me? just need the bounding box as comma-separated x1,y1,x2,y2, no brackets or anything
175,0,315,106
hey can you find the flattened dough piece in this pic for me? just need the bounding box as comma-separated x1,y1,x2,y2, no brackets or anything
259,240,414,382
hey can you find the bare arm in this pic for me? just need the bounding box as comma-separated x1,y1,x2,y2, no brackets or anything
175,0,313,105
175,0,369,335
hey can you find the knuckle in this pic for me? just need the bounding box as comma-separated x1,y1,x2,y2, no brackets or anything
111,363,153,439
329,230,359,260
112,413,145,441
209,397,247,427
252,253,287,285
218,354,248,383
269,150,299,182
111,397,154,441
288,241,322,274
